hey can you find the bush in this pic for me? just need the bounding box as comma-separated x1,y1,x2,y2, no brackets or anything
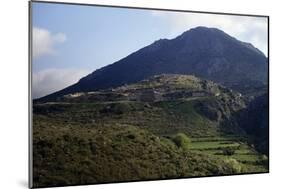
172,133,191,151
100,103,131,114
224,158,242,173
222,147,236,156
257,155,269,166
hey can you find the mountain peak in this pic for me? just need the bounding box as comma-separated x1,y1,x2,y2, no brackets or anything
190,26,220,31
180,26,228,37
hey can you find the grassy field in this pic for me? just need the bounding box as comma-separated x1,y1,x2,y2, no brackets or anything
189,136,268,172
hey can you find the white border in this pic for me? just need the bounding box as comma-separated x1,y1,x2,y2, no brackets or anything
1,0,280,189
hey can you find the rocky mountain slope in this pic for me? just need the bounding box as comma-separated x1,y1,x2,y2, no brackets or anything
37,27,268,102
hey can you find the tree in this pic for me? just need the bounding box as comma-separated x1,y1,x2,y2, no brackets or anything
224,158,242,173
222,147,235,156
172,133,191,151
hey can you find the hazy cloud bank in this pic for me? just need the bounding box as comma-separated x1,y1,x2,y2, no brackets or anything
32,68,90,99
33,27,67,59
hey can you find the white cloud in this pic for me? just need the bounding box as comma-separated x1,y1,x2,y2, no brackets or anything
32,68,90,99
33,27,67,59
151,11,268,55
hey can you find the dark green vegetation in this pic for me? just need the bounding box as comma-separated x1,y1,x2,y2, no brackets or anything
237,94,269,155
33,74,268,188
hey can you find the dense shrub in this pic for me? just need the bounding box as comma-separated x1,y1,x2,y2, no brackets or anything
172,133,191,150
257,155,269,166
100,103,132,114
224,158,242,173
222,147,236,156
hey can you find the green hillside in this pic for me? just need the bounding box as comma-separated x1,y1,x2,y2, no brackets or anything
33,74,268,187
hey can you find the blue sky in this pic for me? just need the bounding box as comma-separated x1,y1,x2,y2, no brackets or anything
32,2,268,98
